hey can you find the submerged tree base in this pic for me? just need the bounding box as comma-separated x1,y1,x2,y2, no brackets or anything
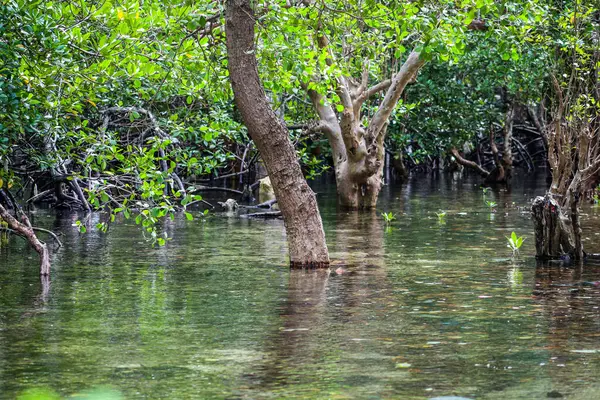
531,193,577,259
290,261,330,269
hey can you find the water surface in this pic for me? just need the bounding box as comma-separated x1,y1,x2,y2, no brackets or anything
2,172,600,399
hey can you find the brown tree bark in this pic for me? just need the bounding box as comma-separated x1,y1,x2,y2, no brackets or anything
0,204,50,275
225,0,329,268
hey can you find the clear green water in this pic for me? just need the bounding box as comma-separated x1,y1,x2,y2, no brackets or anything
2,173,600,399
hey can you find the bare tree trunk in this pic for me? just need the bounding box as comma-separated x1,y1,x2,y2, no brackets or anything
391,150,409,181
531,73,600,260
502,103,515,181
531,10,599,261
485,125,506,184
0,204,50,275
334,128,386,209
304,41,424,209
531,194,575,258
225,0,329,268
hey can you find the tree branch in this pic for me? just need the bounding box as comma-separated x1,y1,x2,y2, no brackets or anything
0,204,50,275
367,52,425,141
305,88,346,163
451,148,490,177
353,79,391,115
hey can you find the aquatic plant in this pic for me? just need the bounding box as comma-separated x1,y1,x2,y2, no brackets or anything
482,187,491,196
381,212,396,224
485,200,497,209
507,231,525,256
435,210,447,223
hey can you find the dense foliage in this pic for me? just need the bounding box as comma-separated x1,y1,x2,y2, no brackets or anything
0,0,597,241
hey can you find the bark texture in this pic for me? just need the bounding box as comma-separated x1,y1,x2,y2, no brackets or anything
531,194,575,258
225,0,329,267
0,204,50,275
306,45,425,209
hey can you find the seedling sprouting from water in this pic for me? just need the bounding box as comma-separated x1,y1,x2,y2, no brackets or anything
485,200,497,210
381,212,396,224
435,210,447,223
507,231,525,257
482,187,491,196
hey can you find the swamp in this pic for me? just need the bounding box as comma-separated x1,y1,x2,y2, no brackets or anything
3,176,600,399
1,0,599,399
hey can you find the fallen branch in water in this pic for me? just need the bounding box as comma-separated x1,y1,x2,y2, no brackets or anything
26,189,54,204
0,204,51,276
185,199,215,209
31,227,63,248
256,199,277,209
192,186,244,195
244,211,282,219
451,147,490,177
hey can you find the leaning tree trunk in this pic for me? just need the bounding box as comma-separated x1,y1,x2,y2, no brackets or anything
225,0,329,268
0,204,50,275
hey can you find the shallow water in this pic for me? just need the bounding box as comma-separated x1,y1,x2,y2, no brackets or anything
2,172,600,399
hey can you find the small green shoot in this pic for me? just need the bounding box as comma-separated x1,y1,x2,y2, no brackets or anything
507,231,525,256
74,220,87,233
435,210,447,223
381,211,396,225
482,187,491,195
485,200,497,209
